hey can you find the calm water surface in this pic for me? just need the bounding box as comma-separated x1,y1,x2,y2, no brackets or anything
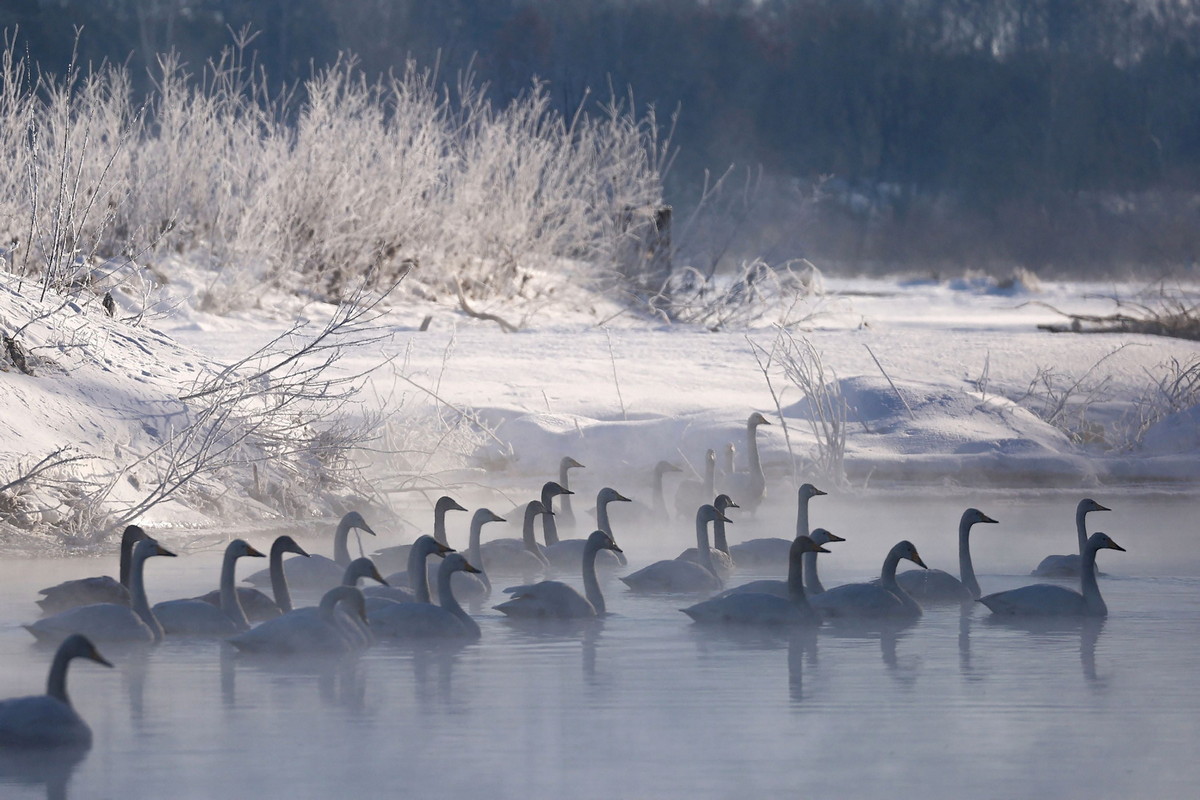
0,492,1197,799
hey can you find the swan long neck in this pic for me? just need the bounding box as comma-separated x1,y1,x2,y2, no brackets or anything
703,456,715,496
558,463,575,519
958,516,981,600
434,507,449,547
219,549,251,631
1076,505,1090,554
597,499,614,538
582,537,606,615
46,648,75,705
128,549,163,642
880,547,904,590
541,500,560,546
333,517,352,566
438,564,480,637
1080,540,1106,615
269,543,294,614
695,511,716,576
746,420,764,480
795,494,811,538
787,549,811,610
407,541,433,604
712,515,730,554
468,515,492,591
652,466,667,514
118,530,139,587
522,503,546,561
803,550,825,595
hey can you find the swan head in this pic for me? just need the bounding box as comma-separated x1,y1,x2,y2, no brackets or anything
790,536,830,559
963,508,998,526
798,483,827,499
1079,498,1111,515
472,508,506,526
134,538,176,561
697,503,731,525
561,456,585,471
524,500,549,523
272,535,310,559
344,557,389,586
713,494,739,513
120,524,149,547
1088,532,1126,553
338,511,376,537
598,487,632,506
59,633,114,669
228,539,265,560
414,534,455,559
542,481,572,500
810,527,844,546
435,496,468,515
586,529,622,553
442,552,481,575
748,411,771,428
894,540,927,569
655,461,683,476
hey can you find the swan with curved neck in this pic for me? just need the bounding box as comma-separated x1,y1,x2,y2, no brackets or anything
674,449,716,519
982,532,1125,616
728,483,827,567
715,527,845,600
621,505,727,593
373,535,452,604
811,540,927,620
26,539,177,644
478,500,552,576
465,508,505,593
557,456,585,528
197,535,310,622
228,586,369,655
678,494,737,577
154,540,265,636
36,524,150,614
1032,499,1110,577
370,496,466,574
370,554,483,639
896,508,998,602
544,488,630,570
496,531,623,619
682,536,828,625
244,511,376,591
0,634,112,747
718,412,771,512
539,481,573,548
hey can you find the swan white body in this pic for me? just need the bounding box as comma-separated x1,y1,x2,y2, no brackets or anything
154,540,264,636
243,511,375,592
371,496,466,574
25,540,177,644
1031,499,1110,577
895,508,998,602
727,483,826,567
495,531,622,619
716,412,770,512
621,505,726,593
370,554,482,639
478,500,551,576
682,536,827,625
35,525,149,615
713,528,845,600
555,456,585,529
543,488,630,570
678,494,737,578
0,635,112,748
228,586,370,656
811,540,927,620
373,535,452,604
981,532,1125,617
196,535,310,621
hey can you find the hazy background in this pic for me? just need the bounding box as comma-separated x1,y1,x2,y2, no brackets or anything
4,0,1199,276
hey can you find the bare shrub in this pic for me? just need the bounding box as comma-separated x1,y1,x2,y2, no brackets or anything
661,259,828,329
1116,356,1200,449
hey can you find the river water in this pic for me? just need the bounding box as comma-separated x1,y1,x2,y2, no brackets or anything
0,491,1197,799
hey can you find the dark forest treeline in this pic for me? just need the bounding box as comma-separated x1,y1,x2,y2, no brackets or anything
5,0,1200,273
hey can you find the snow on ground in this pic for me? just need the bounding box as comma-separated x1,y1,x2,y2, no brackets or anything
2,261,1199,549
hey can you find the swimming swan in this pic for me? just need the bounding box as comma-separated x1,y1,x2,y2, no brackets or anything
716,412,771,512
677,494,737,578
478,500,551,576
370,554,482,640
621,505,727,593
728,483,827,567
811,540,927,620
556,456,586,529
1031,499,1110,578
227,586,369,656
373,535,453,605
981,532,1125,617
25,539,177,644
543,488,630,571
712,527,845,600
35,525,149,615
243,511,375,592
465,508,507,594
895,508,998,602
372,496,466,574
0,635,112,747
196,535,310,621
495,531,622,619
681,536,828,625
153,540,265,636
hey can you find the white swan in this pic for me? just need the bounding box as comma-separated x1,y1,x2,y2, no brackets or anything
621,505,727,593
674,449,716,519
543,488,630,570
196,535,310,621
556,456,586,529
478,500,551,576
677,494,737,578
465,508,507,594
373,535,453,605
981,532,1125,617
495,530,623,619
538,480,573,552
0,635,112,747
895,508,998,602
243,511,376,592
712,527,845,600
153,540,265,636
719,442,736,477
35,525,149,615
811,540,927,620
728,483,827,567
717,412,770,512
25,539,177,644
370,554,482,640
1031,498,1110,577
681,536,828,625
371,496,466,574
227,586,369,656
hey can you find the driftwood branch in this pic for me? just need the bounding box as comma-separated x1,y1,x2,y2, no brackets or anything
455,280,519,333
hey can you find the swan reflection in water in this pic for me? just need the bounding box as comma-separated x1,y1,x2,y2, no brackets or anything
982,613,1107,685
0,744,88,800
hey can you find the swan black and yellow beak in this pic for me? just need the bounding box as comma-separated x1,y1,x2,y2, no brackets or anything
246,545,265,558
813,487,827,496
825,531,846,543
1107,540,1127,552
462,560,482,574
156,544,177,558
435,542,456,557
911,551,928,569
980,513,999,524
89,644,113,669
